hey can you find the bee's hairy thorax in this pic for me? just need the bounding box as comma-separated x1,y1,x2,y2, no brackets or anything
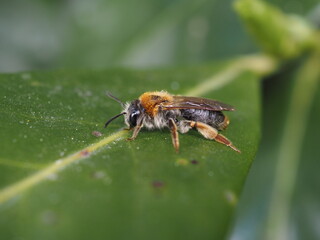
139,91,173,117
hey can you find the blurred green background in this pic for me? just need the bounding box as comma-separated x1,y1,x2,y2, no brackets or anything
1,0,317,72
1,0,320,239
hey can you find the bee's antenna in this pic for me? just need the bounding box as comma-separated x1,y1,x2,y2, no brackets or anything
104,112,126,128
106,92,125,107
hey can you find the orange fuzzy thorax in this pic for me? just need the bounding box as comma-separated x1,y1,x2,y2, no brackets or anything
139,91,173,117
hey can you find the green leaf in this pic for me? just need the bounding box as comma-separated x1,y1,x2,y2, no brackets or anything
0,59,263,239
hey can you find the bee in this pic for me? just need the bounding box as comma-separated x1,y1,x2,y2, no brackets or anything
104,91,240,153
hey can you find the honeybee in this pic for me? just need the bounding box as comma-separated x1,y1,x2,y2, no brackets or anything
105,91,240,153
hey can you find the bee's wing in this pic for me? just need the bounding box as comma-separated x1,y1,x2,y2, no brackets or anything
162,96,235,111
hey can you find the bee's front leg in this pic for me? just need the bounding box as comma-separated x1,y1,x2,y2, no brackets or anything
127,124,143,141
127,115,145,141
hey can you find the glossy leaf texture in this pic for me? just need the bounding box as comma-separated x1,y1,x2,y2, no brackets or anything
0,62,260,240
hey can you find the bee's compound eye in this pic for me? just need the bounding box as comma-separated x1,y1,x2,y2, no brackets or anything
129,110,140,127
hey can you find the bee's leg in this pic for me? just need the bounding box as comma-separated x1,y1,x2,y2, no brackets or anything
127,125,142,141
127,116,145,141
168,118,180,152
127,124,143,141
186,121,241,153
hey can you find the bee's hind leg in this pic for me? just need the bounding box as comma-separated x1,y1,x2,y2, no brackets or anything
184,120,241,153
168,118,180,152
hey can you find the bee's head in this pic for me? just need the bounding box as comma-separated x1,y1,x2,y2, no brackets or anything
124,100,144,128
104,92,144,129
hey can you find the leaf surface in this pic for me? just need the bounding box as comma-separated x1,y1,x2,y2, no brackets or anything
0,61,260,240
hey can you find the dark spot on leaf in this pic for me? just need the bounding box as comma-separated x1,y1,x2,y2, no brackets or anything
190,159,199,165
92,131,103,137
152,180,164,188
80,150,89,157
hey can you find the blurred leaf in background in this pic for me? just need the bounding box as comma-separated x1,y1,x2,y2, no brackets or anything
231,55,320,240
229,0,320,240
1,0,256,72
1,0,318,72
